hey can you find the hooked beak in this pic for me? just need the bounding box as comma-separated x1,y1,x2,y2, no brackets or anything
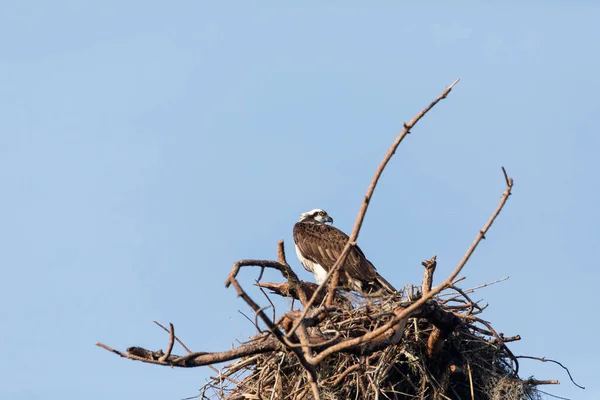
325,216,333,224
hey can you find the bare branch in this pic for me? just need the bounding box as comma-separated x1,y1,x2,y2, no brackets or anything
517,355,585,389
421,255,437,295
158,323,175,362
277,240,287,265
97,335,280,367
500,334,521,343
525,379,560,385
288,78,461,337
153,320,192,354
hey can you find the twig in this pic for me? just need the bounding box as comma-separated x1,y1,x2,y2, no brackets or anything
438,276,509,298
288,78,460,337
225,259,294,288
517,356,585,389
158,323,175,362
461,314,519,374
257,284,277,323
237,310,261,332
467,362,474,400
500,334,521,342
228,278,287,345
421,256,437,295
449,285,482,314
328,364,362,388
228,263,321,399
96,342,126,357
154,320,240,387
326,268,341,306
307,373,321,400
153,320,192,354
464,276,509,293
277,240,287,265
536,389,572,400
97,335,280,367
525,379,560,385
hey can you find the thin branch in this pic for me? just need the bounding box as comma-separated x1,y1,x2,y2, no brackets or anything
327,364,362,388
449,285,482,314
227,261,321,397
277,240,287,265
464,276,509,293
326,268,341,306
225,260,293,288
158,323,175,362
257,284,277,323
517,355,585,389
500,334,521,342
288,78,460,337
305,166,513,365
461,314,519,374
536,390,572,400
96,342,126,357
228,278,287,344
277,240,310,308
438,276,509,298
154,320,238,384
237,310,261,332
97,335,280,367
467,362,475,400
153,320,192,354
224,248,310,309
421,256,437,295
525,379,560,385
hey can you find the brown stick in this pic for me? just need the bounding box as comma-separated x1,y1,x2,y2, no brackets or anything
467,362,475,400
421,255,437,295
517,356,584,389
158,323,175,362
96,336,280,367
277,241,310,308
153,320,192,354
501,334,521,343
304,167,513,365
288,78,461,337
327,364,362,388
525,379,560,385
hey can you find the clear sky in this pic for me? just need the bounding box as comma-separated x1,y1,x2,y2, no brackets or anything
1,2,598,399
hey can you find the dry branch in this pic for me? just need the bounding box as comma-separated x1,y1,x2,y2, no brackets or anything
289,78,460,337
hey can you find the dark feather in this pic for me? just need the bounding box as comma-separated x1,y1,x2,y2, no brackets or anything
293,222,395,293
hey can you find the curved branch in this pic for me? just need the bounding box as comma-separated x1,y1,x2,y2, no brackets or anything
289,78,461,335
96,336,280,367
517,355,585,390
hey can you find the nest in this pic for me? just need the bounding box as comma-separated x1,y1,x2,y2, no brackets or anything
200,282,541,400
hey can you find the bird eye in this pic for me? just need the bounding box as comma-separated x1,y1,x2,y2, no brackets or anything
318,211,325,216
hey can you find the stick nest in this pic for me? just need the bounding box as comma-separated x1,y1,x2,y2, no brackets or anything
204,285,539,400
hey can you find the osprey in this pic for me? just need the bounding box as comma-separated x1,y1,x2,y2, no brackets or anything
293,208,396,294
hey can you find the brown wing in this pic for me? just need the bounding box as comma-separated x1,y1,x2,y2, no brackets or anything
293,222,379,283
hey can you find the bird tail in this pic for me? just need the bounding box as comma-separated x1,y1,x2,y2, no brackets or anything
375,273,396,294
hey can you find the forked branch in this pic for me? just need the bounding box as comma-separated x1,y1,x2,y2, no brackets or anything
291,78,461,333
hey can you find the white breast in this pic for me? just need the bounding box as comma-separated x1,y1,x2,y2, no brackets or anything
295,244,329,284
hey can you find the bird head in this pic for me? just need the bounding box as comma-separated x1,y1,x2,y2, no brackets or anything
299,209,334,224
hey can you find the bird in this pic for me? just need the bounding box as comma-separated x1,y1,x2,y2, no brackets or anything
293,208,396,294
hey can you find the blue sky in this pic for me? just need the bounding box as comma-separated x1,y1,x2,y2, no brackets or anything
1,2,598,399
